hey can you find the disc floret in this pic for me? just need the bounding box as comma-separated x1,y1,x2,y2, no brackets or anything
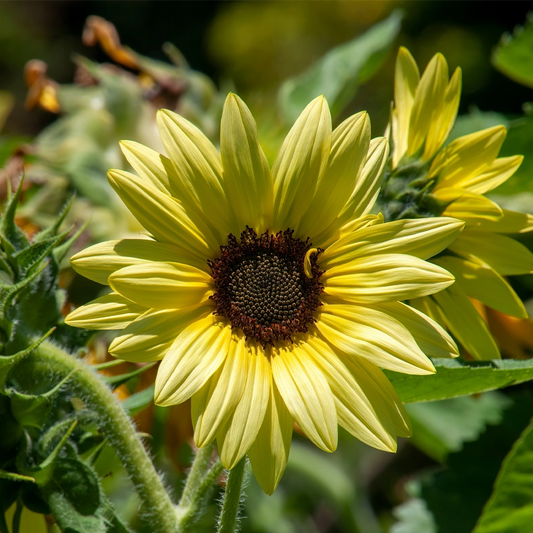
209,227,324,346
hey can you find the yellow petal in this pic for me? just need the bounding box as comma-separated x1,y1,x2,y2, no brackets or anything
423,67,461,160
297,112,370,239
272,96,332,232
302,335,400,451
436,187,503,224
155,316,232,406
109,304,212,362
371,301,458,359
217,341,271,469
271,343,337,453
120,140,172,194
432,285,501,360
473,209,533,234
448,230,533,276
108,169,217,259
315,214,384,251
317,138,389,247
321,216,464,268
343,354,412,439
410,295,447,329
316,305,435,375
108,262,212,309
430,126,507,187
120,139,230,243
433,255,527,318
451,155,523,195
392,47,420,167
337,137,389,224
220,93,273,234
65,292,145,330
156,109,235,239
323,253,454,304
192,334,248,447
248,381,293,495
70,239,209,286
408,53,448,157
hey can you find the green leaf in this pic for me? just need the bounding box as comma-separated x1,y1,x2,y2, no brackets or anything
102,362,156,390
385,358,533,404
122,384,154,416
418,395,533,533
391,498,437,533
17,421,77,487
43,483,105,533
473,416,533,533
492,14,533,88
42,455,133,533
54,458,101,516
407,393,511,461
278,10,402,123
495,109,533,195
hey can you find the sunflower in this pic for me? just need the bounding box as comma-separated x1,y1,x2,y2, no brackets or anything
66,93,462,493
383,47,533,361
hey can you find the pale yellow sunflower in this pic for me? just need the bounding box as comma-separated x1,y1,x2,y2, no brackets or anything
385,47,533,360
66,93,462,493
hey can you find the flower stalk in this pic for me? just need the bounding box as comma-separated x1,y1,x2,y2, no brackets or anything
217,456,247,533
176,442,224,532
28,340,179,533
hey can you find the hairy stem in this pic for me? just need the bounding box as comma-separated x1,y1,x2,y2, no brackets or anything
217,457,247,533
177,443,224,532
30,341,178,533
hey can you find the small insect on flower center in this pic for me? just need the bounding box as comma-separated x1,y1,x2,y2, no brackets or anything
208,227,324,347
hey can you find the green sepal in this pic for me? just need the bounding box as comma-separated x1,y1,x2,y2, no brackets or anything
16,420,77,487
0,260,47,326
0,178,29,253
0,251,13,280
32,195,75,244
12,230,69,277
0,470,34,483
102,362,156,390
53,218,90,265
7,369,77,429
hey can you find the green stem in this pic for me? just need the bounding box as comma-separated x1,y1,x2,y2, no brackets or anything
217,457,247,533
179,443,216,509
177,443,224,532
29,341,178,533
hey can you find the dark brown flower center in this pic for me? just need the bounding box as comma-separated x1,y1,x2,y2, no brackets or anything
208,227,324,347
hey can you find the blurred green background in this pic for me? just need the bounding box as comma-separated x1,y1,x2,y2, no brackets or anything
1,0,532,138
